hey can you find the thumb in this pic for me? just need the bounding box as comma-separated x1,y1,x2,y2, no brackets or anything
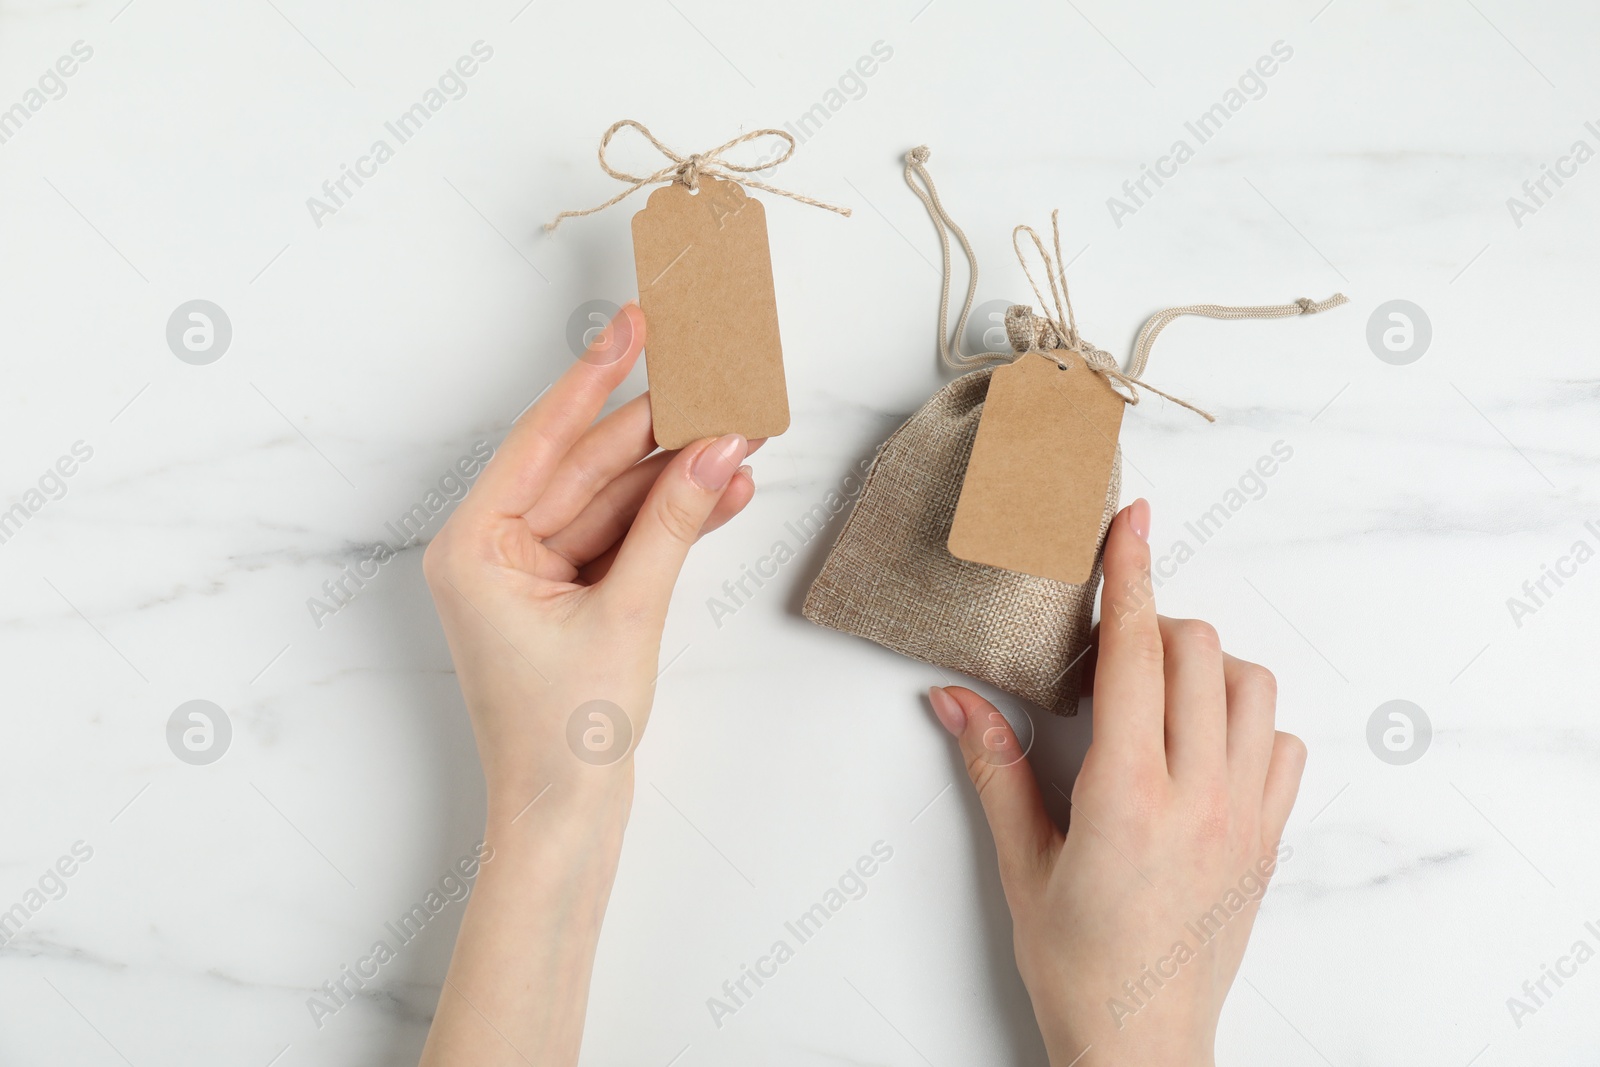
929,686,1060,894
602,433,749,613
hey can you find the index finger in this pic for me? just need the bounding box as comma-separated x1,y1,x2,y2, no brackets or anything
1090,498,1167,771
470,302,647,518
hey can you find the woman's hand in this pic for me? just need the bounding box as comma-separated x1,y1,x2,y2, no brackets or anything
418,304,757,1066
929,499,1305,1067
424,301,759,818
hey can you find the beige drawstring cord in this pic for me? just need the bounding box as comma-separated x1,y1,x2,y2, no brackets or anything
903,144,1347,422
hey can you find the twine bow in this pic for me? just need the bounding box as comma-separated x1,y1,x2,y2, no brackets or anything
902,144,1347,423
546,119,852,231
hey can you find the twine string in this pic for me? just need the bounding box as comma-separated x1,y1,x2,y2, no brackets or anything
1012,213,1222,422
546,119,852,231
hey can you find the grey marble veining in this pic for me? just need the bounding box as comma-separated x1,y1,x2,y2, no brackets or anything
2,1,1598,1064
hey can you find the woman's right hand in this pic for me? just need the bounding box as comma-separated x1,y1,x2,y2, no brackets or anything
928,499,1305,1066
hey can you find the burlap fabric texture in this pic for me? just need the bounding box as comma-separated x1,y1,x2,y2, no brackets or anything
802,363,1117,711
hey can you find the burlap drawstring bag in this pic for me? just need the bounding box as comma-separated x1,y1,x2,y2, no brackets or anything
802,146,1346,713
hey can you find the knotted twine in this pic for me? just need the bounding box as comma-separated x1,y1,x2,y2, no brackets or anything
546,119,851,230
802,145,1346,713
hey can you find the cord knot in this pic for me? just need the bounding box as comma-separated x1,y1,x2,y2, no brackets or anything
675,153,705,190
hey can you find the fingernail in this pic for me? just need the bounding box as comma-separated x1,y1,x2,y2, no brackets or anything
691,434,747,491
928,686,966,736
1129,497,1150,543
736,464,753,480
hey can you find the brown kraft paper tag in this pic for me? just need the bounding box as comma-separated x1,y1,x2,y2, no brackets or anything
631,176,790,449
947,350,1125,584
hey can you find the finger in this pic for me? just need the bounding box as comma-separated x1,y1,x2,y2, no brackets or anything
547,440,765,569
1223,654,1278,796
930,686,1059,895
524,393,656,537
548,451,674,569
700,465,756,538
1091,498,1165,771
1260,731,1307,851
1076,624,1101,696
577,467,755,585
1158,616,1227,783
470,303,645,518
599,434,749,614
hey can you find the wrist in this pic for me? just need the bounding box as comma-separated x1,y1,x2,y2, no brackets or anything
484,763,633,859
1041,1022,1215,1067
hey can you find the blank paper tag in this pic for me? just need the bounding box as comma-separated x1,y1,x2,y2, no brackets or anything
947,351,1125,584
631,176,790,450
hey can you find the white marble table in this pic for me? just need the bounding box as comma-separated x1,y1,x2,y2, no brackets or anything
2,0,1597,1063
